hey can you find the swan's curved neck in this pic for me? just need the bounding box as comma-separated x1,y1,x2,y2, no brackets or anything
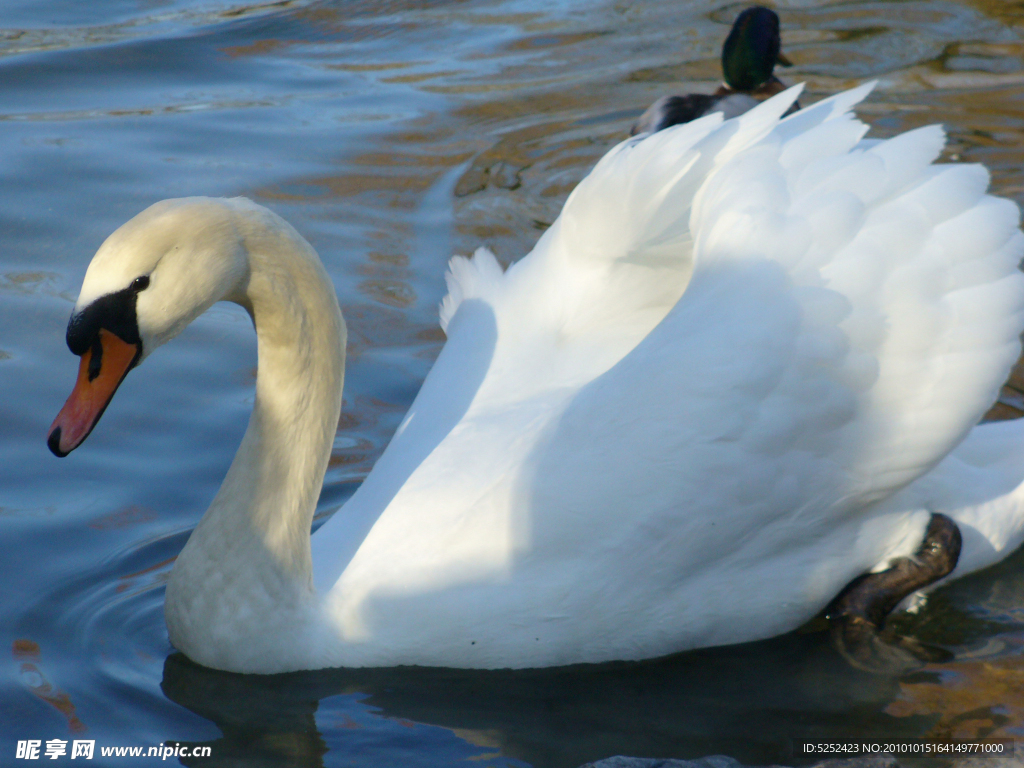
165,209,345,669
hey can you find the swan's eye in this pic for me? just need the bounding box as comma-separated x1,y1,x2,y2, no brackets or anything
131,276,150,292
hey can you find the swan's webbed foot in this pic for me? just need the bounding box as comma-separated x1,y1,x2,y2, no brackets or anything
827,513,961,674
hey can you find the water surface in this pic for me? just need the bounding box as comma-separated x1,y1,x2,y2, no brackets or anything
3,0,1024,765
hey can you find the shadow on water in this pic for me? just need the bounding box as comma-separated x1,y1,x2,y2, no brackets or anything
159,540,1024,767
161,630,920,768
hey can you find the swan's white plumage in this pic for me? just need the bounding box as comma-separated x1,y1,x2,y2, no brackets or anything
312,83,1024,668
67,84,1024,673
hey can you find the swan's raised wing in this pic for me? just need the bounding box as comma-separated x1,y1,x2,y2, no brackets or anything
517,84,1024,579
431,84,1024,565
319,87,1023,653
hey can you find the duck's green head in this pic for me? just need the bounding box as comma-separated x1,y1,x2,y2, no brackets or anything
721,6,792,92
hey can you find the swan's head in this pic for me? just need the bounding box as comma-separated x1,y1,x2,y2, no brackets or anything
721,6,792,92
48,197,250,457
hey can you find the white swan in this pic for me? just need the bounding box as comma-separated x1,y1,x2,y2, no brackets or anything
49,83,1024,674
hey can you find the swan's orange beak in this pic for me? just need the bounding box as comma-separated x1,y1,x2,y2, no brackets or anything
48,329,140,457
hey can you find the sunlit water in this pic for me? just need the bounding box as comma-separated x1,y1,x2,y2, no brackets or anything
3,0,1024,766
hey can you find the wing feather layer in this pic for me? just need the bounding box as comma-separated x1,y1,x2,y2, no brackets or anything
322,85,1024,659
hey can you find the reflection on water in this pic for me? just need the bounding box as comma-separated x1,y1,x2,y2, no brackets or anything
156,552,1024,768
887,653,1024,743
156,547,1024,767
3,0,1024,765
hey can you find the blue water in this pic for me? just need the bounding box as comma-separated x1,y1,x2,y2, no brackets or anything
3,0,1024,765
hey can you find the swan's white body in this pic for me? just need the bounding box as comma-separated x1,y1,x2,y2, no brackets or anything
68,84,1024,673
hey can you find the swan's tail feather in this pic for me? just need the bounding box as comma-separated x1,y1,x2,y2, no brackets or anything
772,81,876,143
439,247,503,333
715,83,805,165
559,111,724,267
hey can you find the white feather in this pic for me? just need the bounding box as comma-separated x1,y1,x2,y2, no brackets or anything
314,83,1024,667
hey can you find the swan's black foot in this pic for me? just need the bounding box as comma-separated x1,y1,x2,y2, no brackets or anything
827,513,961,674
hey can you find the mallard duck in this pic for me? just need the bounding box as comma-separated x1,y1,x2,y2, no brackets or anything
632,6,795,135
48,84,1024,673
